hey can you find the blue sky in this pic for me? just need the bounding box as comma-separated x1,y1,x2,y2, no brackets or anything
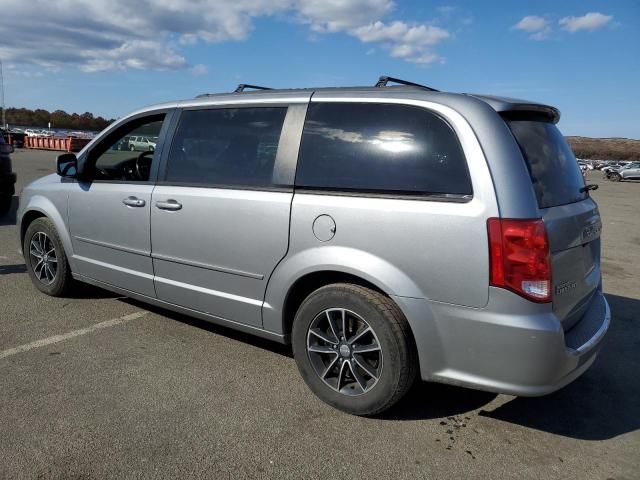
1,0,639,138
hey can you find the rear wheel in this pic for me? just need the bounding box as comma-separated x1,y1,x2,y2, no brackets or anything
292,283,417,416
23,217,73,296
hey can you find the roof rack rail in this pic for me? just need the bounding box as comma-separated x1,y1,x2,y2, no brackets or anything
234,84,272,93
375,75,439,92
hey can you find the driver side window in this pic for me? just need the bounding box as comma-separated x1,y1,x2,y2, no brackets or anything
90,115,165,182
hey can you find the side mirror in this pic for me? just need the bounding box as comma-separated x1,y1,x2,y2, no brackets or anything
56,153,78,178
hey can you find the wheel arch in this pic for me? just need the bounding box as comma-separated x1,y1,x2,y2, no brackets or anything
19,196,74,267
20,209,47,245
281,270,386,339
263,246,425,335
271,268,433,381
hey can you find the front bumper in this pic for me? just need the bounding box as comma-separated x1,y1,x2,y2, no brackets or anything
394,287,610,397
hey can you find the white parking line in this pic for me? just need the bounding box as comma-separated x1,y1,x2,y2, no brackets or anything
0,311,148,360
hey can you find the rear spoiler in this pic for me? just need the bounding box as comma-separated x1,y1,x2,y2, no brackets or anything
466,94,561,123
499,104,561,124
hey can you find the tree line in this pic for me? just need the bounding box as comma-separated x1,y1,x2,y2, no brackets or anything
566,137,640,161
3,107,114,131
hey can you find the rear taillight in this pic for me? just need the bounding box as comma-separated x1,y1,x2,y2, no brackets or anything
487,218,552,303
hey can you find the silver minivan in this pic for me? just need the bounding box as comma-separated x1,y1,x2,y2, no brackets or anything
18,77,610,415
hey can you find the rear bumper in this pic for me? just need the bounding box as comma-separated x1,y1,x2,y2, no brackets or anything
394,287,610,397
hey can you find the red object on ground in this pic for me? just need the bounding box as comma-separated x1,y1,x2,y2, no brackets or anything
24,136,91,152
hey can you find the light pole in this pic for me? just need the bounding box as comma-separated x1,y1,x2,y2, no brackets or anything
0,59,5,129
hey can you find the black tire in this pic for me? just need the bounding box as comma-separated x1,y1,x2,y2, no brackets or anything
23,217,74,296
0,194,11,216
130,145,135,151
610,172,622,182
292,283,417,416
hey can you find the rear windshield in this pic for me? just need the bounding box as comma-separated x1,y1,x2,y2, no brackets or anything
507,120,586,209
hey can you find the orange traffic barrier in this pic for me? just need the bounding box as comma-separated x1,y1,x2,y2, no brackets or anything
24,136,91,152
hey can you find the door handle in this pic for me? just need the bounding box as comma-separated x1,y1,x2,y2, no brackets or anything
122,196,146,207
155,199,182,211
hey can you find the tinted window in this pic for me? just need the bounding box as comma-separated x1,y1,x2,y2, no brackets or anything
166,107,287,188
507,120,586,208
296,103,472,196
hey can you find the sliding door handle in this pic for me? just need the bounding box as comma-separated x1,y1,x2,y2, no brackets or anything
155,199,182,211
122,196,146,207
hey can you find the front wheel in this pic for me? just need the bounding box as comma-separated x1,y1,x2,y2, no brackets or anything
292,283,417,416
23,217,74,296
610,172,622,182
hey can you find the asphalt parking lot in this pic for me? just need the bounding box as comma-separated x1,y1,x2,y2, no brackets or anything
1,150,639,479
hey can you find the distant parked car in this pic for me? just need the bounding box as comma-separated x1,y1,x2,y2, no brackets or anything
607,162,640,181
592,161,607,170
0,134,16,215
4,130,25,148
577,160,594,170
128,136,156,151
113,136,131,151
602,163,623,178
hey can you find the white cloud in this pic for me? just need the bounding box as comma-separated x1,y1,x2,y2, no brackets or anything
529,28,551,41
512,15,551,40
352,21,449,64
2,64,44,78
559,12,613,33
513,16,547,32
189,64,209,76
79,41,187,72
296,0,393,33
0,0,452,71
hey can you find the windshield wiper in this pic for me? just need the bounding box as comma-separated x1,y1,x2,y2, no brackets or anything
580,184,599,193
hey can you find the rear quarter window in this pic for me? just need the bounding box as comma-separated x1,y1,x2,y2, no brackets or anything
296,102,472,198
506,120,587,209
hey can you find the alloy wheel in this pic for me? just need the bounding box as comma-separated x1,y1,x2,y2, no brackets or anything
29,232,58,285
306,308,383,396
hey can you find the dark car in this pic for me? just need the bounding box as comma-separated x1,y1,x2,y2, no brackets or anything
0,133,16,215
7,130,26,148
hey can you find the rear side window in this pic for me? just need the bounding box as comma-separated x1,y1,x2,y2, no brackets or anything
166,107,287,188
507,120,586,208
296,103,472,197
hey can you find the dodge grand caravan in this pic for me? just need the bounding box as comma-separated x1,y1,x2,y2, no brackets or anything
18,77,610,415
